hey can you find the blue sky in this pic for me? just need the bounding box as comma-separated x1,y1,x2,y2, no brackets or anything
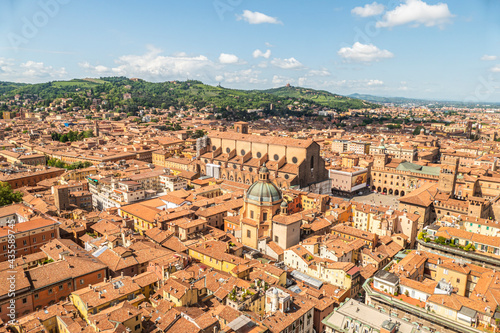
0,0,499,102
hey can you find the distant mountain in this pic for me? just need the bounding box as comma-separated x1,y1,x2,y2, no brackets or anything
348,93,433,105
0,77,379,112
349,93,500,107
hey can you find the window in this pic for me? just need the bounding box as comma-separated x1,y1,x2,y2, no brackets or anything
59,285,63,290
135,325,141,330
98,273,102,279
247,230,251,238
33,237,36,243
263,212,268,221
275,236,279,243
22,298,27,304
34,294,38,299
80,279,84,285
250,211,254,219
443,269,448,275
48,288,53,295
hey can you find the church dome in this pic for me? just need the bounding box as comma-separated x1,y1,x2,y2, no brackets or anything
246,163,282,203
246,181,282,202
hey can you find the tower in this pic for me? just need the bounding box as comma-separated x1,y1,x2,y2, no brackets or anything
438,159,459,196
234,121,248,134
94,120,100,137
54,186,70,213
374,154,388,169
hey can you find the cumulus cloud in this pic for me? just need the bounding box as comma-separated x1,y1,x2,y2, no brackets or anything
0,59,66,82
252,49,271,59
338,42,394,62
305,68,331,77
80,45,216,81
236,10,282,25
20,61,67,79
272,75,295,86
218,53,240,64
352,2,385,17
491,65,500,73
481,55,498,61
367,79,384,86
271,57,304,69
376,0,454,28
79,62,112,74
321,79,386,90
217,69,267,84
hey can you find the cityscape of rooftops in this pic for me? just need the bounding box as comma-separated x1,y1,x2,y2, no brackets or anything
0,1,499,333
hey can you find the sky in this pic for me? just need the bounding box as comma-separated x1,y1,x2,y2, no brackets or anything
0,0,500,102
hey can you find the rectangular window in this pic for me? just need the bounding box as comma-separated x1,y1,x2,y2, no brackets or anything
247,230,251,238
34,294,39,299
48,289,52,294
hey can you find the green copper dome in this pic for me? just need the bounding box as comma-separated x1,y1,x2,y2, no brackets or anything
246,180,282,202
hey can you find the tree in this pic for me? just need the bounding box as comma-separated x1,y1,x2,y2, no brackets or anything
413,126,424,135
0,182,23,207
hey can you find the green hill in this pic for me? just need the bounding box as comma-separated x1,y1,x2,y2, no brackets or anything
0,77,378,112
261,86,379,109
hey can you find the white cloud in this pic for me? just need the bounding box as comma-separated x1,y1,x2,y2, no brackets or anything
236,10,282,25
19,61,67,80
252,49,272,59
367,79,384,86
265,42,274,47
352,2,385,17
0,58,14,75
271,57,304,69
306,68,331,77
272,75,294,86
79,62,110,73
321,79,387,90
491,65,500,73
80,45,215,81
298,77,307,86
0,58,67,82
218,69,267,84
338,42,394,62
376,0,454,28
481,55,498,61
219,53,240,64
